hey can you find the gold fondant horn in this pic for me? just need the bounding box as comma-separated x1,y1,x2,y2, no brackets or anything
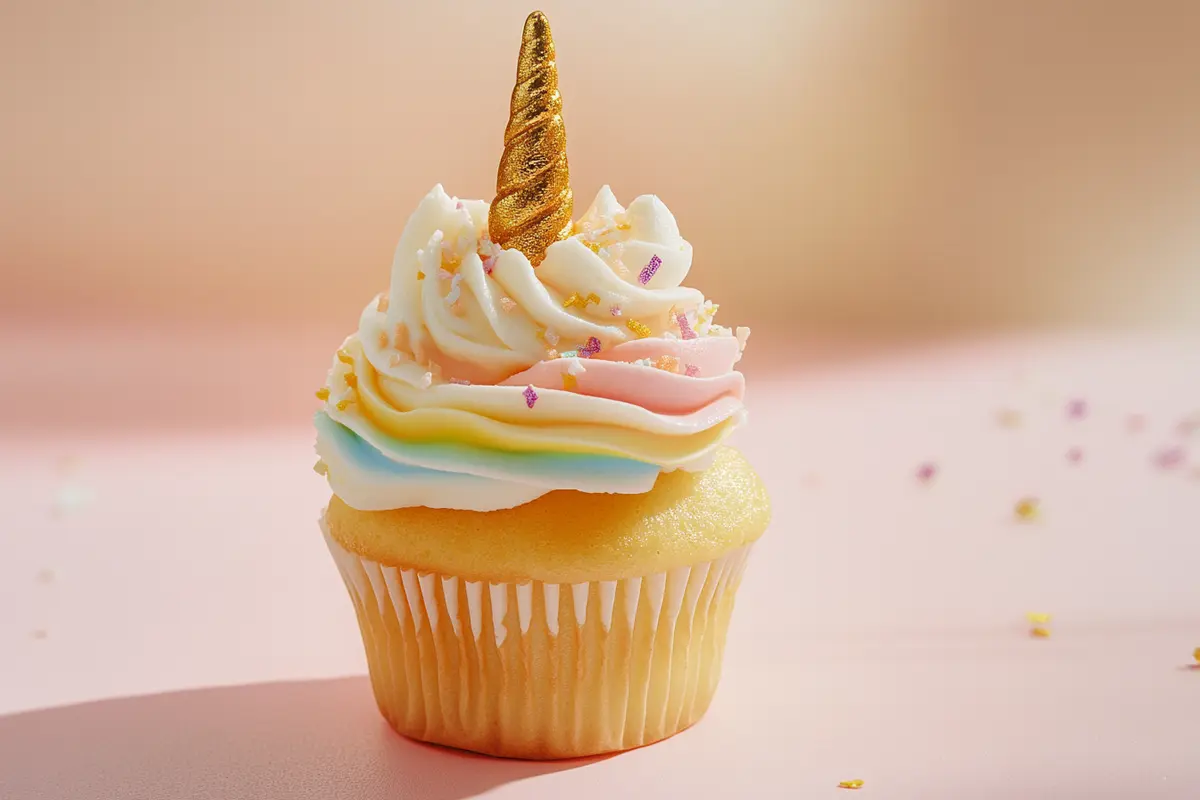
488,11,573,266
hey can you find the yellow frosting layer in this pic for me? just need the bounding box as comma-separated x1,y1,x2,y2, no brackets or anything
325,446,770,584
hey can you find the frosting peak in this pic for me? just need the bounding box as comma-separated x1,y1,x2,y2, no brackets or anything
316,185,750,511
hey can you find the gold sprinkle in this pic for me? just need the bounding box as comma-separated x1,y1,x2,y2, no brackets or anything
376,294,390,312
1031,627,1052,638
562,373,577,391
654,355,680,372
1026,612,1051,625
344,373,358,389
335,398,352,411
1014,497,1040,521
996,408,1022,428
627,320,652,339
586,292,601,306
313,460,328,476
416,270,426,281
616,221,630,231
582,239,602,254
315,387,330,401
336,350,354,365
500,296,518,312
546,348,559,359
837,780,864,790
1193,647,1200,664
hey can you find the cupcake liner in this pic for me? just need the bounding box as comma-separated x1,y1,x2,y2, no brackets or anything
322,516,753,759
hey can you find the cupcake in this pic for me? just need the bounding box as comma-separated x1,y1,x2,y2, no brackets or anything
316,11,769,759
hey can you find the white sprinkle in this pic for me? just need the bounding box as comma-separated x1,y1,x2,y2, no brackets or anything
565,358,587,377
421,372,433,388
543,329,560,347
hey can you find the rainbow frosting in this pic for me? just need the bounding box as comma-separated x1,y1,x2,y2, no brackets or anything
315,184,751,511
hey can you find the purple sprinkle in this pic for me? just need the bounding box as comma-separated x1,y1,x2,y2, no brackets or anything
578,336,602,358
1066,446,1083,464
677,312,697,340
638,255,662,285
916,462,937,482
1066,398,1088,420
523,385,538,408
685,364,700,378
1154,446,1186,470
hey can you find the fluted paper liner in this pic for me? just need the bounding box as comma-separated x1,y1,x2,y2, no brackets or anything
322,519,753,759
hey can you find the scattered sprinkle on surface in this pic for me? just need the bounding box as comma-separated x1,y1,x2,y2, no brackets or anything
837,780,864,790
1154,446,1186,470
685,364,700,377
916,462,937,482
1066,398,1088,420
1066,446,1083,464
523,385,538,408
996,408,1022,428
1014,497,1040,521
1193,647,1200,664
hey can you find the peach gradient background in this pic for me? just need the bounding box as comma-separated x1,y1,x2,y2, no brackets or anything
4,0,1200,335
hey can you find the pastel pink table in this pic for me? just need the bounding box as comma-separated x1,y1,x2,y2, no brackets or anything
2,329,1199,799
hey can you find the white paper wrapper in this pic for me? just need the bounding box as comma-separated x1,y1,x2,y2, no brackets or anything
322,520,753,759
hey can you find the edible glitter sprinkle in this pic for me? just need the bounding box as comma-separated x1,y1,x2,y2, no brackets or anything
500,296,518,312
562,373,577,391
633,358,653,367
1066,446,1083,464
563,292,583,309
449,378,471,386
1066,398,1088,420
420,372,433,389
343,373,358,388
676,312,697,340
1154,446,1186,470
1027,612,1051,625
627,320,652,339
416,270,426,281
579,337,602,358
315,387,330,401
545,348,559,359
1014,497,1040,521
685,364,700,377
336,350,354,365
610,305,622,316
313,460,328,476
376,294,389,312
654,355,679,372
837,780,864,790
335,398,351,411
587,292,601,306
916,462,937,482
1193,647,1200,664
523,385,538,408
638,254,662,285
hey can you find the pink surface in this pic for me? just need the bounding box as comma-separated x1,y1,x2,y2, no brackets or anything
2,331,1200,798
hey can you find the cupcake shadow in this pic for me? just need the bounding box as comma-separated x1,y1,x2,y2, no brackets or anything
0,677,605,800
